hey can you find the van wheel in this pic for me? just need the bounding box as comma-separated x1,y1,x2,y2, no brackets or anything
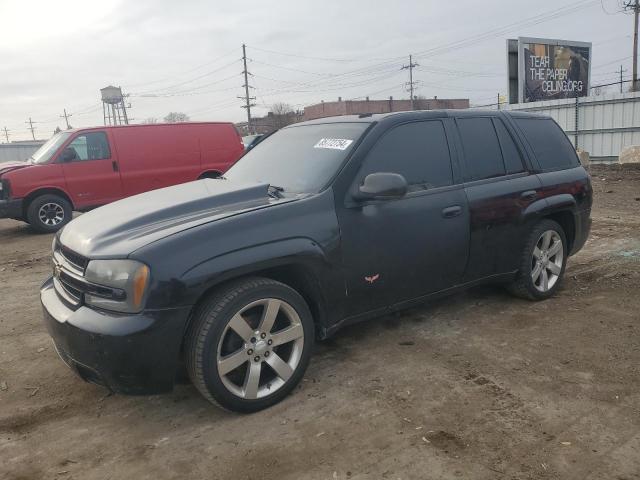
26,194,72,233
185,277,314,412
508,219,567,300
198,171,221,179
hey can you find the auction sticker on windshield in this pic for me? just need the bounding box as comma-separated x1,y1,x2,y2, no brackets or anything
314,138,353,150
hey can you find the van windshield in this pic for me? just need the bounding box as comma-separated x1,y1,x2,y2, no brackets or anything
225,123,370,193
31,132,71,164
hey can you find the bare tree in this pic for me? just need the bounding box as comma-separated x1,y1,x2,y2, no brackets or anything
142,117,158,124
270,102,296,130
163,112,190,123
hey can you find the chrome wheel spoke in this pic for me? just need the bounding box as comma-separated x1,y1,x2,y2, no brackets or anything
541,269,549,291
228,313,254,341
548,241,562,257
218,349,248,375
271,323,304,347
243,362,262,399
533,246,543,260
541,231,552,250
548,262,561,275
259,299,280,334
531,263,542,282
266,352,294,381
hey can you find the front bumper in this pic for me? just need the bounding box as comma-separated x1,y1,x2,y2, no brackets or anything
0,198,23,219
41,277,192,395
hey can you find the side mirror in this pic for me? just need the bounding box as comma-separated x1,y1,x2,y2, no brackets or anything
354,172,408,201
59,147,77,162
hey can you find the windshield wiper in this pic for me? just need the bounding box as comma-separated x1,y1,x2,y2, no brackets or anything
267,184,285,198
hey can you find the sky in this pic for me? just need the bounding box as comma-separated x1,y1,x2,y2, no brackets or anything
0,0,634,141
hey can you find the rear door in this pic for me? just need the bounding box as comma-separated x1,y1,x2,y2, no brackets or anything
337,119,469,314
60,131,123,208
453,115,541,281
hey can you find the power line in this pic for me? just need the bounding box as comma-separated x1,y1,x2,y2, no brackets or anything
123,47,239,90
133,57,241,95
412,0,599,61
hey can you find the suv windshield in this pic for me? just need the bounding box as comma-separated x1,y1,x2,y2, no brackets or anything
31,132,71,164
225,123,370,193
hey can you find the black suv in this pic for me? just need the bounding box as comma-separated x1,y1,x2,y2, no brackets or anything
41,110,592,412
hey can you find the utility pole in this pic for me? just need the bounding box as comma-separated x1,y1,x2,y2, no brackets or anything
2,127,9,143
60,108,72,129
497,93,501,110
25,117,36,140
620,65,628,93
401,55,419,110
625,0,640,91
239,44,256,134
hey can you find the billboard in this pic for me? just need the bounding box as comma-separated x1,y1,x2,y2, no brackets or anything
507,37,591,104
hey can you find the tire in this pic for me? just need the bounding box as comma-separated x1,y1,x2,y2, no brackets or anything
508,219,568,301
26,194,72,233
185,277,314,412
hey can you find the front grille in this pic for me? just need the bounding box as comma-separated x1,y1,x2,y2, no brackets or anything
59,245,88,272
52,243,89,308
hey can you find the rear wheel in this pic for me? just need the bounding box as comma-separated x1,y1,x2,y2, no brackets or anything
26,194,72,233
185,277,314,412
508,219,567,300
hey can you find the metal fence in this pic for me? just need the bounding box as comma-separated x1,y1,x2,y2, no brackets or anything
502,91,640,163
0,141,45,163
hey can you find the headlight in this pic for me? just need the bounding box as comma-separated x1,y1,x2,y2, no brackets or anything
84,259,150,313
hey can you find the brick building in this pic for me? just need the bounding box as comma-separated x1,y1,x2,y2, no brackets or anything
236,110,304,135
303,96,470,121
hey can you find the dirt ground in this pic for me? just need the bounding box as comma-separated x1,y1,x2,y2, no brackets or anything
1,164,639,480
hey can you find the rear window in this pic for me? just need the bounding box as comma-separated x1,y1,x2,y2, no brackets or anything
514,118,579,170
457,117,505,181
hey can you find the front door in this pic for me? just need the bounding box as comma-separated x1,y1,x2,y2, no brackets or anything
337,119,470,316
60,131,123,208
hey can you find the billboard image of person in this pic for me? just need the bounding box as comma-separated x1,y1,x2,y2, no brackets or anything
522,40,590,102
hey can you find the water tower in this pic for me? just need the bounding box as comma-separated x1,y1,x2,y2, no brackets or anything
100,85,129,125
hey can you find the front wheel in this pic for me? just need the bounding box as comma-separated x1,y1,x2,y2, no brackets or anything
26,194,72,233
185,277,314,412
508,219,567,300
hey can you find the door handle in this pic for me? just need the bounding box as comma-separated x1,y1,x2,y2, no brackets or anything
520,190,537,200
112,161,119,172
442,205,463,219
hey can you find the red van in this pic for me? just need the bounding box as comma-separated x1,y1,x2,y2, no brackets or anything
0,122,244,232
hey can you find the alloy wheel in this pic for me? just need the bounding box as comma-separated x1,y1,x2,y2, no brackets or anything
531,230,563,292
38,202,65,226
216,298,305,399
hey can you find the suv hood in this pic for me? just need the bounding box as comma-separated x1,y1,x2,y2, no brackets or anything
59,179,292,258
0,161,31,176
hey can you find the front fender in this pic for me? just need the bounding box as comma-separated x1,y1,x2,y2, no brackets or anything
180,237,332,305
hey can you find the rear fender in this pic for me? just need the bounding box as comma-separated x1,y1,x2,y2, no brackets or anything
521,194,576,223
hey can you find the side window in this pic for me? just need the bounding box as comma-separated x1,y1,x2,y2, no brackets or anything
457,117,505,181
67,132,111,161
514,118,579,170
493,119,525,174
360,121,453,190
